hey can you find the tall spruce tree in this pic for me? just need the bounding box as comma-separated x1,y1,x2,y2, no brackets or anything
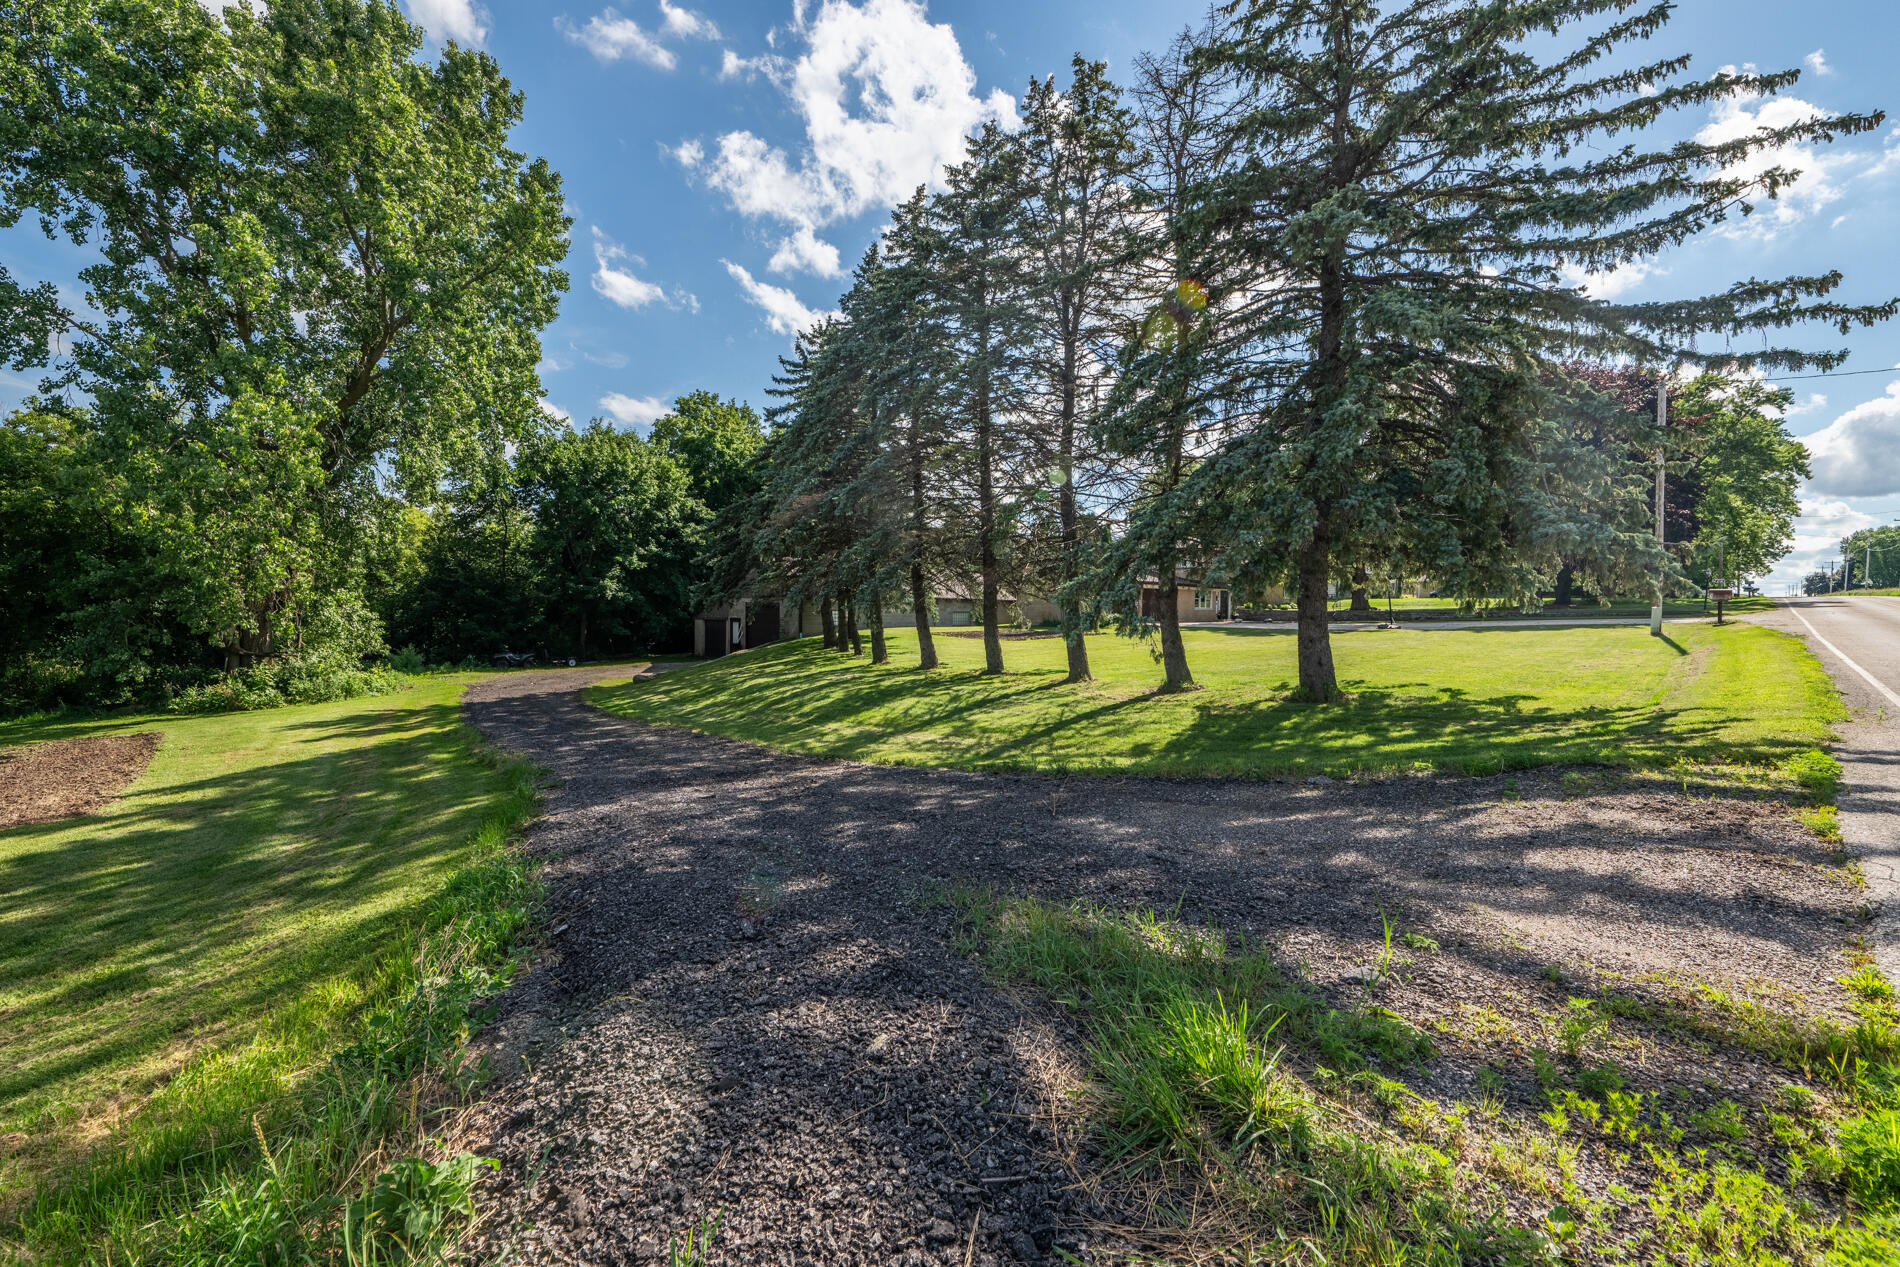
1016,58,1139,683
855,196,963,669
1095,27,1248,691
933,122,1033,675
1193,0,1893,699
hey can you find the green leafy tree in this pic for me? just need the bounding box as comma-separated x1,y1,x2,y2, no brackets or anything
650,390,768,516
0,0,568,680
519,423,701,660
1842,524,1900,591
1190,0,1893,699
1673,374,1811,586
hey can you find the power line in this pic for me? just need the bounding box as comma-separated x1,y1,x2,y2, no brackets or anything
1770,365,1900,382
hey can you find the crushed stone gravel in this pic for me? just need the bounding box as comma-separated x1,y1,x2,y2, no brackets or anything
453,666,1861,1264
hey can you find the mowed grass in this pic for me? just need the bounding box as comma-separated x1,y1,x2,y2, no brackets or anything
589,623,1840,778
0,679,525,1205
1313,594,1776,617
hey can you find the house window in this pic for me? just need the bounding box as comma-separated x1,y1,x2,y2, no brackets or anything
730,617,743,649
1193,588,1213,610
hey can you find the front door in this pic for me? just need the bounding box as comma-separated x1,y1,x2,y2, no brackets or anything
703,618,728,658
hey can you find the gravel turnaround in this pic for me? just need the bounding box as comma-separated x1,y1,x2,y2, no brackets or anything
455,666,1859,1265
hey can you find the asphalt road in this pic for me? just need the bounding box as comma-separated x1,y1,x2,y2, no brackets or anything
1751,596,1900,978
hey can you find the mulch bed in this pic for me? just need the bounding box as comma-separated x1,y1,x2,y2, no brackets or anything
453,668,1859,1265
0,733,161,830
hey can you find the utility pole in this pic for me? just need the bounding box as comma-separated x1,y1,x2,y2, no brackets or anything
1650,369,1666,638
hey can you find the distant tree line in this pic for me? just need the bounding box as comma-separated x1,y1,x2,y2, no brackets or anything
1807,523,1900,594
721,1,1889,699
0,1,751,712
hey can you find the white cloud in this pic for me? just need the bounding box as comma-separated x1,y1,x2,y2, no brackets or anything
670,139,705,168
538,398,572,422
590,227,666,309
768,225,844,277
583,349,630,369
1567,259,1658,301
1804,49,1833,77
724,260,833,337
1772,496,1883,587
1696,82,1869,238
560,2,718,69
1783,392,1828,417
691,0,1016,238
561,7,675,68
406,0,488,44
599,392,670,428
658,0,718,40
1804,382,1900,497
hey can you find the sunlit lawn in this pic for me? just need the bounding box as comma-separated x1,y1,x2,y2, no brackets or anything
1313,594,1776,616
588,622,1838,778
0,679,519,1196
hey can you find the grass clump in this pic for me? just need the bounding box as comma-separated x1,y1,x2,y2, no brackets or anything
1785,749,1846,803
954,894,1900,1262
949,893,1546,1264
592,623,1842,781
0,681,545,1264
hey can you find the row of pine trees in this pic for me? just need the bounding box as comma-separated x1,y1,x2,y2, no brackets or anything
715,0,1892,700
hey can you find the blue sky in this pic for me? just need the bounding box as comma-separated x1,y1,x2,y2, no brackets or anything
6,0,1897,590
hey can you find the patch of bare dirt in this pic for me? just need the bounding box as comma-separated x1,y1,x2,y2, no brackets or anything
0,732,160,829
451,668,1861,1265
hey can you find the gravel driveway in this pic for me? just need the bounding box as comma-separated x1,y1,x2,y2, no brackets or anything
454,666,1860,1265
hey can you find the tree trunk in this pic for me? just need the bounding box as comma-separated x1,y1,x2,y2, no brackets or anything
975,311,1004,676
1294,25,1351,706
1553,563,1575,608
841,590,862,656
1295,528,1339,702
911,563,939,670
819,600,837,649
1155,544,1195,692
869,600,887,664
1348,564,1373,615
1057,342,1091,683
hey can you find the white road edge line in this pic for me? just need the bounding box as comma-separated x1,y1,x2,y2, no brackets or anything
1790,606,1900,709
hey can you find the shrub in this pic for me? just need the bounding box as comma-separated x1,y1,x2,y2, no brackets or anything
389,645,428,675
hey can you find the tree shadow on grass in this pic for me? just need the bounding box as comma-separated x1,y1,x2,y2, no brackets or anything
596,639,1809,778
0,702,506,1120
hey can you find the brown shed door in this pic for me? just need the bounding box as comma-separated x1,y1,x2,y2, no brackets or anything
703,618,728,657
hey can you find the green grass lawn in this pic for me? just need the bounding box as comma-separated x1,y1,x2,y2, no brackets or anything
589,623,1838,778
1308,594,1776,617
0,679,528,1217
